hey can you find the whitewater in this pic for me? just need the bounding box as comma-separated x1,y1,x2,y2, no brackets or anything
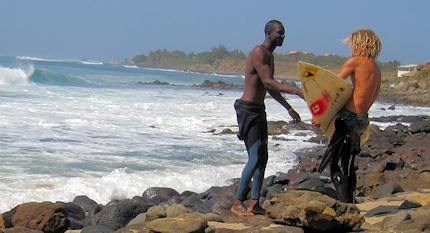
1,56,429,213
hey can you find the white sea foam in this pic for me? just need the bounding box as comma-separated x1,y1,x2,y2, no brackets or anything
123,65,139,69
16,56,70,62
0,65,33,85
82,61,103,65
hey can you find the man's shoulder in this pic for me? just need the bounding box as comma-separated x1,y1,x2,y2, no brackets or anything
251,45,264,53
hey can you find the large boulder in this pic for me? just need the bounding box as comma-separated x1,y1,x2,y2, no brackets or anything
0,202,70,233
264,190,363,232
90,196,153,230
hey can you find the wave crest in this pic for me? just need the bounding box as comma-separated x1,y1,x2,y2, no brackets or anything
0,65,34,85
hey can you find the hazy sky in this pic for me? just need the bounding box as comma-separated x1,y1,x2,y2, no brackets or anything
1,0,428,64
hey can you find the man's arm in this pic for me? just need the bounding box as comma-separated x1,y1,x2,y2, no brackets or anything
268,90,301,122
252,47,303,97
337,57,356,79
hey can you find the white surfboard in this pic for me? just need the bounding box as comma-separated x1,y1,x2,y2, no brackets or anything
298,61,370,146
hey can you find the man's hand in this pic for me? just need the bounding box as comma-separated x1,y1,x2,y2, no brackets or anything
311,117,320,127
289,109,301,123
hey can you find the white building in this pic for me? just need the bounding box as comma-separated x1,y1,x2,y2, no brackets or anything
397,64,417,77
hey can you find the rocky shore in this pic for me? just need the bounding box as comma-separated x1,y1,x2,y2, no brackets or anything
1,113,429,233
1,80,429,233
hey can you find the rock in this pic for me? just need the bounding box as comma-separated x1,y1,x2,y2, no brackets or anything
145,206,166,221
142,187,181,204
166,204,188,218
272,173,289,185
192,80,243,89
204,213,222,222
364,205,400,217
81,225,113,233
0,202,70,233
264,190,363,232
399,200,422,209
380,206,430,232
90,197,153,230
72,195,102,218
383,159,405,171
145,213,208,233
219,128,234,134
0,226,43,233
198,184,238,215
383,210,411,230
295,177,337,199
370,183,404,197
263,184,285,203
181,193,204,208
126,213,147,226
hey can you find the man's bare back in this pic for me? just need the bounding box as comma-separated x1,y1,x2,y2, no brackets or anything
338,56,381,114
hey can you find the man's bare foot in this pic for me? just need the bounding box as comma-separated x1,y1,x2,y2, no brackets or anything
231,200,254,216
247,199,266,215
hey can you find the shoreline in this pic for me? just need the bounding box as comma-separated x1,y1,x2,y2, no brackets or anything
1,114,429,232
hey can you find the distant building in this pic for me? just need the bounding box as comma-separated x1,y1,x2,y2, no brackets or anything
286,51,299,62
302,51,314,55
397,64,417,77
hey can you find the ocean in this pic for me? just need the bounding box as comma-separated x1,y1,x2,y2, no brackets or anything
1,56,429,213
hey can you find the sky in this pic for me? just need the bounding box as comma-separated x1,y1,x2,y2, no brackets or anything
1,0,429,65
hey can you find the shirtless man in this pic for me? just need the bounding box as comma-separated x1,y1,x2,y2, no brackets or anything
316,29,382,203
231,20,303,216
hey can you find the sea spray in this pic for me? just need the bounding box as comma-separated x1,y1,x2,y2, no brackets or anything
0,65,33,85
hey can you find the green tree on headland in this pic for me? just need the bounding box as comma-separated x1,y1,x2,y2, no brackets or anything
131,46,400,79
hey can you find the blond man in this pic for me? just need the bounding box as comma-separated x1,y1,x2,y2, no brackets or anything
317,29,382,203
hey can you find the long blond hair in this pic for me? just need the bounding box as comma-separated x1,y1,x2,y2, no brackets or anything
343,29,381,60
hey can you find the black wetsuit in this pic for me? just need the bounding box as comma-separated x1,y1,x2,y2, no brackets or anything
318,108,369,203
234,99,268,201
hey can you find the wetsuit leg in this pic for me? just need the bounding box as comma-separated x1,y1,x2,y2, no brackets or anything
236,138,262,200
251,143,268,200
236,113,268,201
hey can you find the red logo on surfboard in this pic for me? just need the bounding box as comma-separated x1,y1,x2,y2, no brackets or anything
310,99,327,116
309,90,332,116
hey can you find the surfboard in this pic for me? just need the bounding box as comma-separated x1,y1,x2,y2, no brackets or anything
298,61,370,146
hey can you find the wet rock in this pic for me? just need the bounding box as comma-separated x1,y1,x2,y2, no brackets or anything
219,128,234,134
142,187,181,204
90,197,153,230
73,195,103,218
